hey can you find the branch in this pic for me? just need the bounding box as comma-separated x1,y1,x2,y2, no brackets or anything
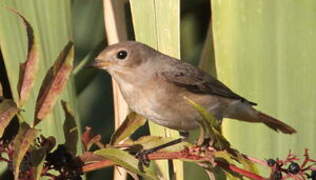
81,147,267,180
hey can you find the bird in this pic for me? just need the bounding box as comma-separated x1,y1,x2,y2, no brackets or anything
91,41,296,137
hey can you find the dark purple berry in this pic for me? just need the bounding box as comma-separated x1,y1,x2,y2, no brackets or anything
288,162,300,174
311,170,316,180
267,159,276,167
272,171,282,180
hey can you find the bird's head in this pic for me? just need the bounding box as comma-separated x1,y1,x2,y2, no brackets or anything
91,41,156,74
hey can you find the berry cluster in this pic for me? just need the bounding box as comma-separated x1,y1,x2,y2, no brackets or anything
0,137,83,180
266,149,316,180
45,145,83,180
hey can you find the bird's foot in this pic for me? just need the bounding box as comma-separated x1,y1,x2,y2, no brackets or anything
135,149,153,171
135,137,184,171
196,137,214,147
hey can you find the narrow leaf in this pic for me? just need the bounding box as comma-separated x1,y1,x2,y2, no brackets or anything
236,154,258,175
0,99,18,137
0,81,3,97
10,9,40,106
31,150,46,180
110,112,147,145
213,151,242,179
95,147,158,180
12,122,38,180
30,136,56,180
62,100,79,155
34,42,74,125
81,126,103,151
184,96,230,150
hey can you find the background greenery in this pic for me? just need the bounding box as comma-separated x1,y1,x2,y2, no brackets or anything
0,0,315,179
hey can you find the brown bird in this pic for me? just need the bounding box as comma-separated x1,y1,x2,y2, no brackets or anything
92,41,296,136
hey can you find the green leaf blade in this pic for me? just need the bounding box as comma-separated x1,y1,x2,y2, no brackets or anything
110,112,147,145
95,147,159,180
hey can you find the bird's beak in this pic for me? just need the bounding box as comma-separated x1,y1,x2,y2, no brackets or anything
90,59,112,69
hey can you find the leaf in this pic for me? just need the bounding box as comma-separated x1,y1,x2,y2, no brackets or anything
0,99,18,137
62,100,79,155
0,81,3,97
129,0,183,178
31,150,46,180
8,9,40,106
12,122,38,180
30,136,56,180
95,147,158,180
184,96,230,150
213,151,261,179
81,126,103,151
34,42,74,125
213,151,243,179
199,21,216,76
110,112,147,145
80,152,107,163
212,0,316,161
236,154,258,176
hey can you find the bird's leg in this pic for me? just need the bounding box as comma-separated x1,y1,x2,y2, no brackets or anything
196,113,224,147
136,131,189,171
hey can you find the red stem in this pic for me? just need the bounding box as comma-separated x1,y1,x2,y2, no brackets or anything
81,149,267,180
82,160,114,172
216,161,267,180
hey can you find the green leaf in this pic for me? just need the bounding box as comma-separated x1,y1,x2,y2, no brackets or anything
30,149,46,180
12,122,38,180
184,96,230,150
211,0,316,160
213,151,242,179
30,136,56,180
95,147,158,180
110,112,147,145
34,42,74,124
0,1,82,175
199,22,216,76
9,9,40,107
237,154,258,176
0,99,18,137
129,0,182,179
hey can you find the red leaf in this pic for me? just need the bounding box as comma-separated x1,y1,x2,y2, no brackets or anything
34,42,74,125
0,82,3,97
12,122,38,180
13,11,39,106
81,126,104,151
0,99,18,137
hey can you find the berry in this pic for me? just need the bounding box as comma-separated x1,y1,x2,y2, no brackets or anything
267,159,276,167
272,171,282,180
311,170,316,180
288,162,300,174
46,145,73,170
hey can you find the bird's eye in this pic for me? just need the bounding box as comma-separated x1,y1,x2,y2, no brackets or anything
116,50,128,60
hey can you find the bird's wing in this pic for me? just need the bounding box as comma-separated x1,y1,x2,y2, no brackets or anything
160,61,257,105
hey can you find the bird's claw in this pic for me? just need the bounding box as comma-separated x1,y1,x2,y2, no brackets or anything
136,150,151,171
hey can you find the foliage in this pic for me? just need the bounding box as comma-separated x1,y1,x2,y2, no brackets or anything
0,0,315,180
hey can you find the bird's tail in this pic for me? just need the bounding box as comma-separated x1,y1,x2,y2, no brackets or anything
257,111,296,134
